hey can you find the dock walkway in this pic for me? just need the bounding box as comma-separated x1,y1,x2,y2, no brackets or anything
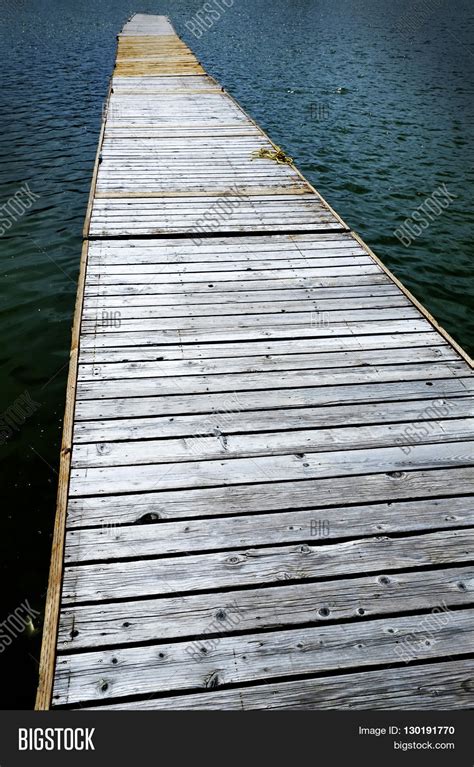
36,14,474,710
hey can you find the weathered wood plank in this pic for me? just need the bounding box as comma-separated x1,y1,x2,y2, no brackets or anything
53,608,474,705
78,320,435,348
62,529,474,602
86,255,376,275
77,331,447,364
64,497,474,562
89,194,346,237
83,274,392,296
74,376,474,421
66,466,474,527
57,565,474,650
82,297,411,323
76,362,468,401
73,396,474,443
69,441,474,496
86,234,363,263
81,308,421,336
83,286,402,311
77,345,457,381
84,660,474,709
71,419,474,470
85,265,382,287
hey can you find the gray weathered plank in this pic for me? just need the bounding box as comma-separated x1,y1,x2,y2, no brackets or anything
78,345,457,381
71,418,474,470
69,441,474,496
75,377,474,420
62,529,474,602
77,331,448,364
78,320,436,347
76,362,469,400
66,466,474,527
82,659,474,710
73,396,474,443
52,608,474,705
64,497,474,562
58,565,474,650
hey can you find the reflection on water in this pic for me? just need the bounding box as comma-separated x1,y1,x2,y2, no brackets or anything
0,0,473,707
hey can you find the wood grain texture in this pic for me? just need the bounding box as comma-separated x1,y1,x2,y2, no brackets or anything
74,376,474,421
62,529,474,603
70,419,474,470
72,395,473,443
57,565,474,650
53,608,474,705
66,466,474,527
42,13,474,711
68,441,474,496
81,660,474,709
64,497,474,562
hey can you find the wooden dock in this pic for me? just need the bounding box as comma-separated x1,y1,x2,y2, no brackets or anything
36,14,474,710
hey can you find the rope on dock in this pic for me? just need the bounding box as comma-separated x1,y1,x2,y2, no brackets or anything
251,144,293,165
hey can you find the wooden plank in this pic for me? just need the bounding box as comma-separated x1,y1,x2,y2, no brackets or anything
52,608,474,705
64,497,474,563
66,466,474,527
75,362,469,400
57,565,474,650
69,441,474,496
73,396,474,443
74,377,474,421
100,138,269,148
71,419,474,471
82,310,426,338
105,127,258,135
86,242,371,265
84,660,474,710
114,65,206,76
89,195,347,237
62,529,474,602
78,319,435,348
89,219,344,237
85,264,380,283
84,274,391,296
85,233,357,253
118,17,175,35
86,255,377,274
81,295,412,321
81,308,420,333
77,345,458,381
77,331,448,363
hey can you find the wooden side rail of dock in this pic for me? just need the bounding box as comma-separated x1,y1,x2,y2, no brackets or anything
36,14,474,710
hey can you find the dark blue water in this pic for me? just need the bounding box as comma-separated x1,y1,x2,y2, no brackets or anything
0,0,473,707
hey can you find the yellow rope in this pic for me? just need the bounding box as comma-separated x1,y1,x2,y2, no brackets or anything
251,145,293,165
